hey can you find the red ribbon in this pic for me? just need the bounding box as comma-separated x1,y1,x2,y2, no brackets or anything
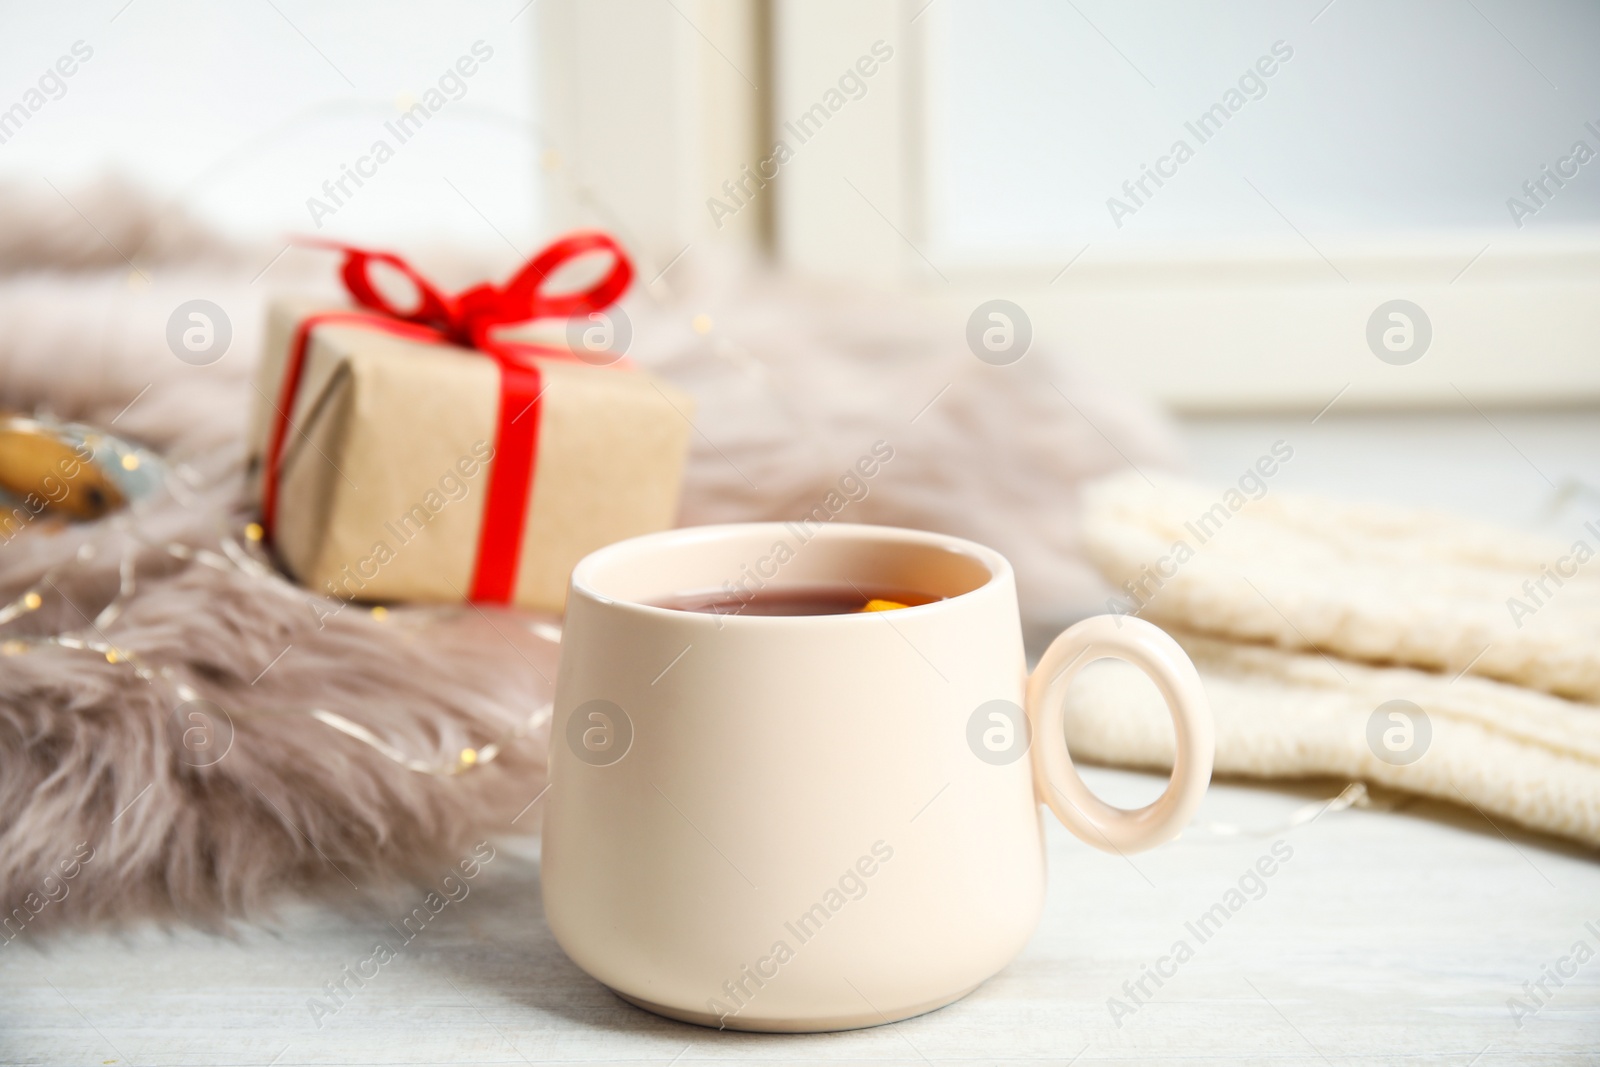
260,232,634,604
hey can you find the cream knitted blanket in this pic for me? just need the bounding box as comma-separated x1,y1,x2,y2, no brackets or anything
1074,472,1600,848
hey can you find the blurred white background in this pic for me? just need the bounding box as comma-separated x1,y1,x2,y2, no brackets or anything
0,0,543,246
9,1,1597,251
932,0,1600,254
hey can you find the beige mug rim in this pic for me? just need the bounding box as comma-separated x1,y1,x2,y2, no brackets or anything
567,521,1014,626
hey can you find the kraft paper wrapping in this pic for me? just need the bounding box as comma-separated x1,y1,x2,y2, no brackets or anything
246,299,693,612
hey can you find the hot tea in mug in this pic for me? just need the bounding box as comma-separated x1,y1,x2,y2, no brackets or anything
650,582,940,616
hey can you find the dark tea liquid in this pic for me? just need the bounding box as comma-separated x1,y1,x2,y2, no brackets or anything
651,582,941,617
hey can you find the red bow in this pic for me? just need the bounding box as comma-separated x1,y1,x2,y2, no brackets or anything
261,232,635,604
321,230,633,358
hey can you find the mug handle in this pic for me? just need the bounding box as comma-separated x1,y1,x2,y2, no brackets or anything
1026,615,1214,854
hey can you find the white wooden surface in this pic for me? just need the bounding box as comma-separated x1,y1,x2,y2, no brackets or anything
3,411,1599,1065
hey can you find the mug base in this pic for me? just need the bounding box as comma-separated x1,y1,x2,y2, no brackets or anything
611,983,980,1033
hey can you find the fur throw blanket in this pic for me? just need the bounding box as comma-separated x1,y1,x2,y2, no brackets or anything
0,178,1180,933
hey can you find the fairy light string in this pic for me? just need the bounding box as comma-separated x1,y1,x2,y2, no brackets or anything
0,445,555,778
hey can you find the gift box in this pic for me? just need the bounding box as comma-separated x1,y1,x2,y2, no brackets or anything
245,234,693,613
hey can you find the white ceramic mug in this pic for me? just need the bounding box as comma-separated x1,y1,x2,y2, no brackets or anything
543,523,1213,1032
